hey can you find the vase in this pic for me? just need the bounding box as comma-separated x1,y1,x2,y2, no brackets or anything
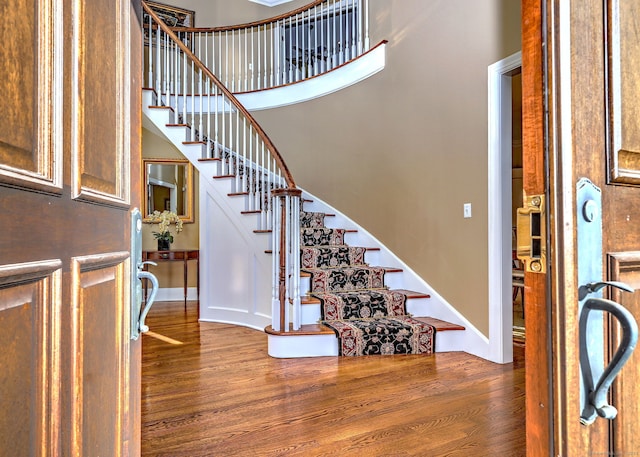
157,239,171,251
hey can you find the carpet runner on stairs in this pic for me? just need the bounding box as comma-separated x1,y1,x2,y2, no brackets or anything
300,210,436,356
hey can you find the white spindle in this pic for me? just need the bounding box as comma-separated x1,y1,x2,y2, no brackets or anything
155,22,161,94
351,0,356,59
357,0,363,54
283,194,291,330
190,50,195,140
257,25,262,89
364,0,370,50
243,28,248,91
339,0,344,64
269,24,274,87
198,68,203,146
231,30,236,92
251,26,255,91
147,15,153,88
261,142,266,227
224,31,229,87
271,194,281,331
292,194,301,330
263,24,268,88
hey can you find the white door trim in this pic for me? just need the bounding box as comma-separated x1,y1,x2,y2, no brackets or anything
488,51,522,363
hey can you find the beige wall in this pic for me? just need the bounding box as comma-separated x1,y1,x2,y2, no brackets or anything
174,0,522,336
142,129,200,289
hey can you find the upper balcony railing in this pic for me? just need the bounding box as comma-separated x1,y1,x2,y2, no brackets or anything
168,0,370,92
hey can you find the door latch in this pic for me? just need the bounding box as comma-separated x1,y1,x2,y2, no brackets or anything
516,193,546,273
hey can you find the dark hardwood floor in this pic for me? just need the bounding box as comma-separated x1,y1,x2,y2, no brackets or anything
142,301,526,456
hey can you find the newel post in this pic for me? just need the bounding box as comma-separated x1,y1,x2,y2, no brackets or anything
271,188,302,332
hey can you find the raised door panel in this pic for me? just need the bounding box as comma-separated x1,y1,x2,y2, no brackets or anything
608,253,640,452
607,0,640,185
71,0,130,206
70,253,131,456
0,261,62,456
0,0,63,192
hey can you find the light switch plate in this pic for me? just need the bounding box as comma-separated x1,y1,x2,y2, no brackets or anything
463,203,472,218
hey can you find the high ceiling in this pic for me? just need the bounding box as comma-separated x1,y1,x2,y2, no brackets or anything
248,0,293,6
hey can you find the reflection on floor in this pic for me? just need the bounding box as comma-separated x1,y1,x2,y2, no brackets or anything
513,292,525,343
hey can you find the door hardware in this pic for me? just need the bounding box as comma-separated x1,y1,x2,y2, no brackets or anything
516,193,546,273
131,209,160,340
576,178,639,425
579,294,638,424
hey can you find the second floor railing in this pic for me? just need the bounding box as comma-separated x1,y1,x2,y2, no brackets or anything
143,2,302,332
170,0,370,92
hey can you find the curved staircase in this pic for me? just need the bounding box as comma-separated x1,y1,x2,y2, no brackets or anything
142,0,469,358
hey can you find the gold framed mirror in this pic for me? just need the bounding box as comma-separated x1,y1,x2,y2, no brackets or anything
142,158,194,223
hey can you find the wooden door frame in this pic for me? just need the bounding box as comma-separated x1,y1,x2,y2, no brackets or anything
488,51,522,364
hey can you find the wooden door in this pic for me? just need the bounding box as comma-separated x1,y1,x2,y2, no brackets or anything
524,0,640,454
0,0,142,455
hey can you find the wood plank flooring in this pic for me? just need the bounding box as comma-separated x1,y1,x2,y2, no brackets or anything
142,301,526,456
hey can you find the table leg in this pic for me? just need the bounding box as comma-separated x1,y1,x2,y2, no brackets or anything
183,257,188,309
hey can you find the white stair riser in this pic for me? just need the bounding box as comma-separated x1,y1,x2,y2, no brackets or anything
299,297,431,325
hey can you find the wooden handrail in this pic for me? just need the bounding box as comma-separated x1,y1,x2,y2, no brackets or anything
142,1,297,189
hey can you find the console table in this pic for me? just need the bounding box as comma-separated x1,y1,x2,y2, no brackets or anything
142,250,199,308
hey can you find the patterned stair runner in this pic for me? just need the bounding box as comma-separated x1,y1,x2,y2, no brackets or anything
300,210,436,356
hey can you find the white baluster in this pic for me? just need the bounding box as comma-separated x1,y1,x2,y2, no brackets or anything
351,0,356,59
357,0,363,54
269,24,274,87
244,28,248,91
224,31,229,87
257,25,262,90
198,68,203,147
263,24,268,88
271,193,281,331
292,193,301,330
284,193,291,331
364,0,370,50
251,26,255,91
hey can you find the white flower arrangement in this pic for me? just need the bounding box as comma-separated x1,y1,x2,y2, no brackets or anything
149,210,184,243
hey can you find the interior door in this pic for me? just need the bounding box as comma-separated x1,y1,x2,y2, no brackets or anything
527,0,640,454
0,0,142,455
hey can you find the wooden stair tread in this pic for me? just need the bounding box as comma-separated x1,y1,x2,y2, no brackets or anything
413,317,465,332
265,324,335,336
393,289,431,299
265,318,464,336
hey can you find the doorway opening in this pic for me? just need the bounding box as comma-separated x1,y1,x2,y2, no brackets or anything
510,71,524,342
488,51,522,363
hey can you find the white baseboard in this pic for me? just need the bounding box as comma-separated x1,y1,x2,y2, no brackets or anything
155,287,198,302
